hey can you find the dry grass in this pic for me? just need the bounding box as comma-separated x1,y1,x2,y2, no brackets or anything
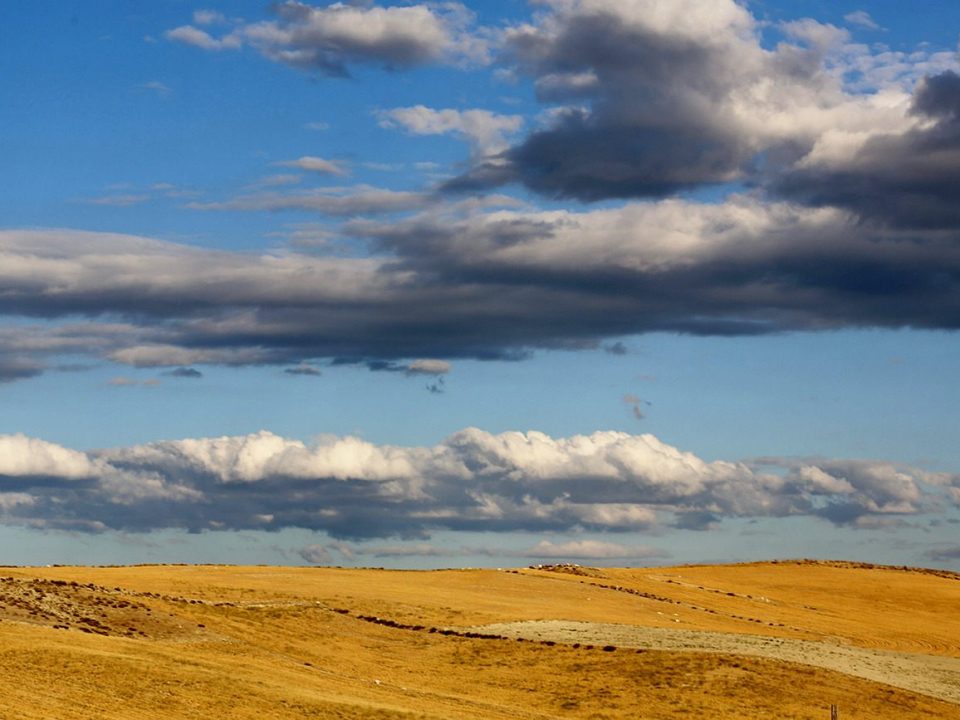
0,561,956,719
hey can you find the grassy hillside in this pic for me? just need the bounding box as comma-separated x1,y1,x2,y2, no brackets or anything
0,561,957,719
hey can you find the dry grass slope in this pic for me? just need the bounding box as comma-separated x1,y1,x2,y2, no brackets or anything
0,561,956,719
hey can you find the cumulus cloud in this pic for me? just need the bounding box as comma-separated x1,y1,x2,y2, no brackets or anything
446,0,955,203
0,434,101,480
0,428,956,538
167,1,488,76
774,70,960,228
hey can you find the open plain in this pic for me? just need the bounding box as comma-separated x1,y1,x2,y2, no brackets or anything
0,560,958,719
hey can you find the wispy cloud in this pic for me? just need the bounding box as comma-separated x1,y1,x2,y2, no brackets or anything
844,10,883,31
284,363,322,377
186,185,427,215
84,194,151,207
276,156,349,176
139,80,172,96
166,2,489,76
108,376,160,387
165,25,241,51
165,367,203,379
623,394,649,421
378,105,523,156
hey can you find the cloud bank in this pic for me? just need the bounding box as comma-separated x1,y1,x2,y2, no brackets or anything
4,192,960,377
1,429,956,538
7,2,960,380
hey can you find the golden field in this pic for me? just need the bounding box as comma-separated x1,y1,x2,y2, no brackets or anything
0,560,957,719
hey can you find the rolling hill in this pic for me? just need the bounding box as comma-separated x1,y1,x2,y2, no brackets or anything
0,560,957,719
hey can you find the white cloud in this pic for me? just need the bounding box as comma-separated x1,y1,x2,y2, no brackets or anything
0,434,101,479
0,428,956,537
84,194,151,207
169,2,489,75
254,173,303,187
139,80,172,96
165,25,242,51
526,539,666,559
378,105,524,155
193,9,227,27
276,156,349,176
109,345,274,368
406,359,451,376
844,10,882,31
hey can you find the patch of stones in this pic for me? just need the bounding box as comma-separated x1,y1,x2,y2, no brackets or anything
0,576,208,639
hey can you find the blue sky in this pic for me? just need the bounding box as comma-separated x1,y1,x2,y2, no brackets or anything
2,0,959,569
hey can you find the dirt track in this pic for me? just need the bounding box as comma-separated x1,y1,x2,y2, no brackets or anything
472,620,960,705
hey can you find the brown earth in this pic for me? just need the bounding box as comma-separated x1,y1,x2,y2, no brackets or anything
0,560,956,719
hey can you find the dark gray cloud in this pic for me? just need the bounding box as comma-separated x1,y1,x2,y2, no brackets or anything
0,357,44,383
926,545,960,562
442,0,859,201
3,198,960,380
5,6,953,383
774,71,960,229
440,0,960,229
166,367,203,379
284,364,323,376
1,429,957,539
446,4,757,199
623,394,648,421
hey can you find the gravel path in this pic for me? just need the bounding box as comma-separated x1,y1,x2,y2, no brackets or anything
471,620,960,705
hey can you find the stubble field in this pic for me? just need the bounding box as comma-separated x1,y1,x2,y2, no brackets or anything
0,560,957,719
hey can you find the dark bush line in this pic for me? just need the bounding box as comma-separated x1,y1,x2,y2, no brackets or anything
338,607,618,652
